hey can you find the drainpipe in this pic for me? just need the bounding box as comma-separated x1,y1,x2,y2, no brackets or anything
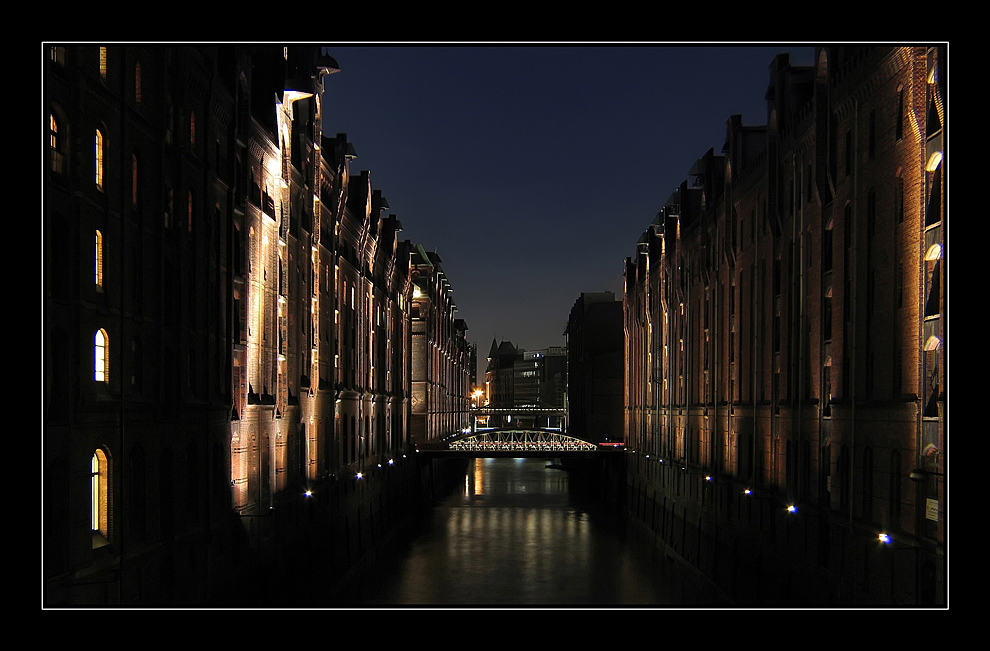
752,211,759,488
712,239,719,480
849,99,859,526
797,153,807,500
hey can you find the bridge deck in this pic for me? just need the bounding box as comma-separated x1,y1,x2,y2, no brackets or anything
415,428,623,458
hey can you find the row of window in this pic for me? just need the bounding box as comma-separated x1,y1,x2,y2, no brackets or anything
52,46,153,110
54,121,205,244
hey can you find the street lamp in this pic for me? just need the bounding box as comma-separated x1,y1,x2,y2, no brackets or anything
743,487,800,515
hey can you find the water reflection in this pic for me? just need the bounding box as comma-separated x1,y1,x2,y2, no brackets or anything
350,458,674,606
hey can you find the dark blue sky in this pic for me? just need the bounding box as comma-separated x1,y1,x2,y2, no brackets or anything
319,44,816,354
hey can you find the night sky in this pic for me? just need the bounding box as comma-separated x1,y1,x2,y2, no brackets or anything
319,44,816,354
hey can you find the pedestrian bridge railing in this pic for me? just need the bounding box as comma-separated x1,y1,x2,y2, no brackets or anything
415,428,620,457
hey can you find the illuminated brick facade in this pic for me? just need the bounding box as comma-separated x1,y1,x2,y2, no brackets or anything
409,246,472,444
622,46,945,605
44,45,472,605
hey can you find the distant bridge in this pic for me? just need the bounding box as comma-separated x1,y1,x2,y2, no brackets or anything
415,427,624,458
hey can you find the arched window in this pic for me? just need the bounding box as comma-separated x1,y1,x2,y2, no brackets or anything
95,230,103,290
863,446,874,524
94,128,104,190
95,329,109,382
839,445,850,511
164,184,173,229
165,96,173,145
131,338,142,389
889,449,902,526
50,112,65,174
91,448,109,546
895,85,904,141
894,172,905,224
132,154,139,208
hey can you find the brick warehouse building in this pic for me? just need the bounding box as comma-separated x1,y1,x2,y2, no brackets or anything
43,45,471,606
622,46,946,605
409,245,473,446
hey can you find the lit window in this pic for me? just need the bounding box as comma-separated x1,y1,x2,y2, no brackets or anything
95,128,104,189
95,230,103,290
926,150,943,172
95,329,109,382
99,46,107,79
925,243,942,261
50,113,64,174
91,449,109,546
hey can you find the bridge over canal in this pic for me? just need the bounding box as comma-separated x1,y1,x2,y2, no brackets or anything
415,408,624,458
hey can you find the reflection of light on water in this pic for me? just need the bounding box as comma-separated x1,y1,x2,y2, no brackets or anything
474,459,485,496
370,458,673,605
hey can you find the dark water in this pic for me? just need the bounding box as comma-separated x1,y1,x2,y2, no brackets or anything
341,457,680,607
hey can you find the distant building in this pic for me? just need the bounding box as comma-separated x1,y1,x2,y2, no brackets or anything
483,339,566,430
565,292,624,443
484,338,520,417
409,246,472,444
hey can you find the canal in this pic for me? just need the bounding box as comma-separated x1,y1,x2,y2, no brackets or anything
332,457,712,607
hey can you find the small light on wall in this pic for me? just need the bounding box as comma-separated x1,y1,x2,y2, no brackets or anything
878,533,892,544
705,475,713,482
356,472,363,480
304,489,313,498
786,505,797,514
388,458,394,465
743,488,753,496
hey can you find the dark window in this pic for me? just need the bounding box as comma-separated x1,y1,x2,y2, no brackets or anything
868,109,876,159
863,446,874,523
890,449,902,526
845,130,853,177
895,88,904,141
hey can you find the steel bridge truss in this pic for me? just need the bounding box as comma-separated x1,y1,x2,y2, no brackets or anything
449,429,597,452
